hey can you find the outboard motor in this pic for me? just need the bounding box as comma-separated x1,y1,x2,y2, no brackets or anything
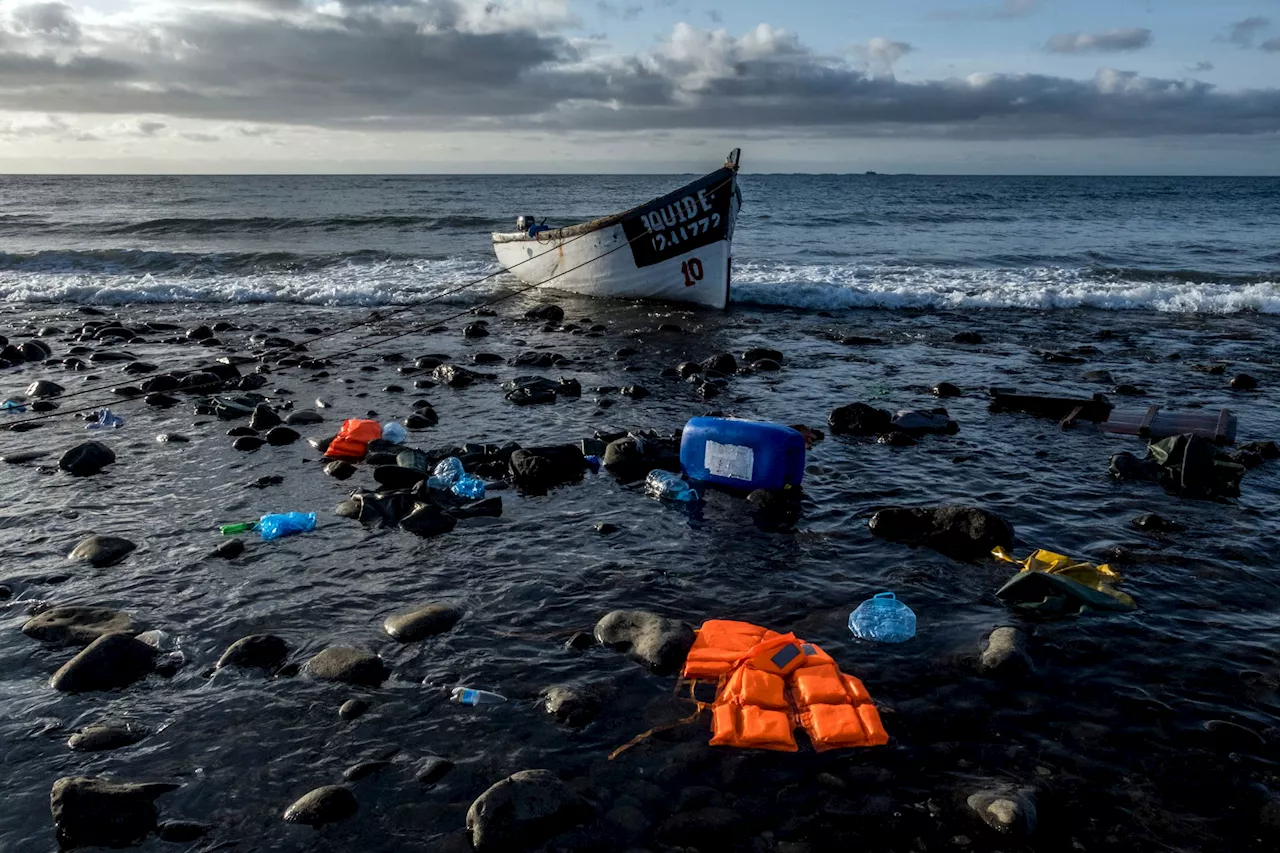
516,215,534,232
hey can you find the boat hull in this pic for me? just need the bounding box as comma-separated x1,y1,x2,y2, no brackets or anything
493,162,739,310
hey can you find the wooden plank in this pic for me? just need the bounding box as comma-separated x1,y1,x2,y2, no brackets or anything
1138,405,1160,437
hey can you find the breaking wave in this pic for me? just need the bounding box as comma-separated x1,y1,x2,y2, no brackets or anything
728,261,1280,313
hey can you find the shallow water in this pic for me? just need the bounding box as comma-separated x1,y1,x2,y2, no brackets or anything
2,295,1280,851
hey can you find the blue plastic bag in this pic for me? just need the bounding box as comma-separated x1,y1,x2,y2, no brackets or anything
257,512,317,541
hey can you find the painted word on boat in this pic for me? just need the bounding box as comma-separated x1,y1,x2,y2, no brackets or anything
492,150,742,310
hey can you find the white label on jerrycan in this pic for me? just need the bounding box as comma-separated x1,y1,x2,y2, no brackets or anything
704,440,755,481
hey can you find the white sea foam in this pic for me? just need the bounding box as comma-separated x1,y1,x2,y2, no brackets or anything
0,257,505,307
728,261,1280,313
3,256,1278,314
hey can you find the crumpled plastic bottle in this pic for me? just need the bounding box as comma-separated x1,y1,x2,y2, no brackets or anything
450,687,506,705
451,474,486,500
428,457,465,490
644,470,699,503
1,399,27,413
382,422,408,444
848,592,916,643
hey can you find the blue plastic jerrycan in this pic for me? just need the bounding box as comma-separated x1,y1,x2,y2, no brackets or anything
849,592,916,643
679,417,806,492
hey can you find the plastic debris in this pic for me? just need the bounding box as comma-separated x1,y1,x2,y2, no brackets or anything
849,592,917,643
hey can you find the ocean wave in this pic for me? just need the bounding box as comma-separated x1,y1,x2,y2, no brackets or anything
0,256,505,306
729,261,1280,313
0,248,429,275
106,213,501,236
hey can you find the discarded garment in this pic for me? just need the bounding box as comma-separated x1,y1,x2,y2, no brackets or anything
993,546,1136,613
323,418,382,462
682,620,888,752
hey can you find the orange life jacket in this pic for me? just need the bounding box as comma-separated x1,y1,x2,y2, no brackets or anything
323,419,382,462
682,620,889,752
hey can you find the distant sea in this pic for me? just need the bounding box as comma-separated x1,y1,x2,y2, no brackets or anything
1,174,1278,312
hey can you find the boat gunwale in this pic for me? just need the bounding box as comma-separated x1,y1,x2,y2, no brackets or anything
491,166,736,245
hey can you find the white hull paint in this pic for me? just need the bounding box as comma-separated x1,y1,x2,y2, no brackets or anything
493,219,734,310
492,152,740,310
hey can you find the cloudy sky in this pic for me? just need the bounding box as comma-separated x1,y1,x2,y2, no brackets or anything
1,0,1278,173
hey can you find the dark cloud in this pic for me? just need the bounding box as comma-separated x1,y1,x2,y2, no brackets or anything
0,3,1278,144
1046,28,1152,54
930,0,1036,22
1225,17,1270,48
1262,37,1280,53
9,2,81,44
1187,61,1214,72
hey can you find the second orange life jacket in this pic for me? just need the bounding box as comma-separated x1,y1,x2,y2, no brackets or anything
323,418,382,462
682,620,889,752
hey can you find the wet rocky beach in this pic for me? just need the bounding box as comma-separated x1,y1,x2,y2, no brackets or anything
3,295,1280,852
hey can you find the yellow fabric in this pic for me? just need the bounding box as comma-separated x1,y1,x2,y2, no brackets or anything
992,546,1136,609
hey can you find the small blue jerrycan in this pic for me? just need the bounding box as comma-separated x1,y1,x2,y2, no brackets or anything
849,592,916,643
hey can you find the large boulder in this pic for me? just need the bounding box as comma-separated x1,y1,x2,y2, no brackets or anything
217,634,290,671
50,776,178,849
466,769,590,853
23,606,135,646
868,505,1014,560
59,441,116,476
384,603,462,642
68,535,136,568
525,304,565,323
700,353,737,375
828,403,893,436
303,647,388,686
51,633,157,692
283,785,358,826
594,610,694,675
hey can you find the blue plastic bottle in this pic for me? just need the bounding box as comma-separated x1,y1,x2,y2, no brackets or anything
428,457,465,490
382,422,408,444
679,417,806,492
452,474,486,500
849,592,916,643
257,512,317,541
645,470,699,503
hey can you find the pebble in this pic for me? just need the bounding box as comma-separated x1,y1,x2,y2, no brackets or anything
156,820,211,843
51,633,157,692
265,426,300,446
543,684,602,727
325,460,357,480
282,785,358,826
23,606,135,646
68,534,137,567
339,699,369,721
415,756,454,785
233,436,267,452
50,776,178,849
59,441,116,476
932,382,962,398
466,769,589,853
868,505,1014,560
594,609,695,674
384,603,462,642
68,722,149,752
155,433,189,443
303,647,389,686
285,409,324,425
966,786,1037,836
343,760,391,782
980,627,1032,677
217,634,290,671
1231,373,1258,391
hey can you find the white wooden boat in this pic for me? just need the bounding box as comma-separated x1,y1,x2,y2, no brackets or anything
493,150,742,310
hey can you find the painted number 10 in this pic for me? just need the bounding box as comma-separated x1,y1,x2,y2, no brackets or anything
681,258,704,287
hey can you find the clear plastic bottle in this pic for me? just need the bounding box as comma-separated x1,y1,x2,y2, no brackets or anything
644,470,699,503
257,512,317,541
450,687,507,705
451,474,486,500
85,408,125,430
848,592,916,643
382,422,408,444
428,457,465,490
